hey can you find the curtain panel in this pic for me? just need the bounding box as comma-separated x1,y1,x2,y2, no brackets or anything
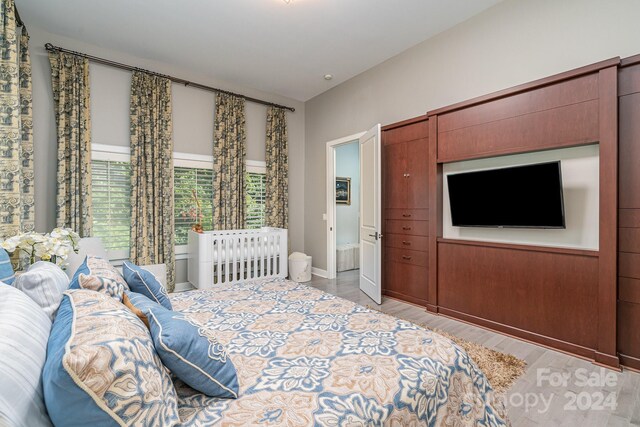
264,106,288,229
213,93,246,230
129,71,175,291
0,0,34,240
49,50,92,237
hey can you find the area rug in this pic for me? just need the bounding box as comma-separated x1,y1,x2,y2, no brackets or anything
368,306,526,393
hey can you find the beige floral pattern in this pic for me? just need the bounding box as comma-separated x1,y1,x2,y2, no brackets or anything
77,273,125,301
278,330,341,358
224,391,318,427
265,106,288,228
64,290,180,426
348,312,399,331
249,313,304,332
328,354,400,402
0,1,34,244
129,71,175,291
213,93,246,230
396,329,459,360
49,50,92,237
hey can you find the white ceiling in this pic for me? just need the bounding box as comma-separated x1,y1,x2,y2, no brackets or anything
18,0,501,101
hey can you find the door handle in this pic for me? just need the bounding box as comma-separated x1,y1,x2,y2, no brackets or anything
402,255,412,260
368,232,383,240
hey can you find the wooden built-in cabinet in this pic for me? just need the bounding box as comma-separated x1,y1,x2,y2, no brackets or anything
377,56,640,369
617,54,640,371
381,116,430,306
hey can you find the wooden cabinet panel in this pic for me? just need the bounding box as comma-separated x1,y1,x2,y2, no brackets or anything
619,277,640,304
383,261,429,306
437,100,600,162
384,233,429,252
406,137,429,209
618,301,640,367
383,142,407,209
620,252,640,279
385,220,428,236
385,209,428,221
619,227,640,253
438,241,598,349
438,74,598,132
386,247,428,268
619,94,640,209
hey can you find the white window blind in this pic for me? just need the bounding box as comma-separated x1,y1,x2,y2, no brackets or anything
246,171,266,229
91,159,131,255
174,166,214,246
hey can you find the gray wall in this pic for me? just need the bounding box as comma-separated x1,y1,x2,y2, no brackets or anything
29,27,305,284
304,0,640,271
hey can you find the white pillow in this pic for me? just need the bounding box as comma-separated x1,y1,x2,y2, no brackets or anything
0,283,53,427
13,262,70,321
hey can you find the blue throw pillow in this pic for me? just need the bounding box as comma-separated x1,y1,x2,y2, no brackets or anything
43,290,180,426
122,261,172,309
126,291,239,398
0,249,15,285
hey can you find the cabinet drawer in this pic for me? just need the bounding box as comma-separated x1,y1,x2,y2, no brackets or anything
383,261,428,305
385,247,428,268
384,233,429,252
385,209,428,221
385,220,428,236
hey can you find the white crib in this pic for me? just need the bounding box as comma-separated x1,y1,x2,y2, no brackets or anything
187,228,288,289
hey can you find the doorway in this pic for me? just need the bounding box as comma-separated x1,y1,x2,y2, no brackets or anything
325,132,365,279
335,141,360,275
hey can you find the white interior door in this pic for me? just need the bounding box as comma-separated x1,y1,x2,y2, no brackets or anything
359,124,382,304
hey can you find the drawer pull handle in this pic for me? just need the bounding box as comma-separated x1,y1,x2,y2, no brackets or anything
402,255,412,260
402,213,412,217
402,226,412,230
402,241,411,245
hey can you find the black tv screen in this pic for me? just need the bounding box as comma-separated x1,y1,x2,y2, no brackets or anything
447,161,565,228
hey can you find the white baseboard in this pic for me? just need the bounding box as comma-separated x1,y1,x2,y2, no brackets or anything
311,267,328,278
173,282,195,293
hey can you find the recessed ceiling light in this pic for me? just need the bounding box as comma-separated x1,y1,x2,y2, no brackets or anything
324,74,333,81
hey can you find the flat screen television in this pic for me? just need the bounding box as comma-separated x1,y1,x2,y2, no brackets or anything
447,161,565,228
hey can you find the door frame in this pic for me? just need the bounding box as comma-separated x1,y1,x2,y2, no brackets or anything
326,132,366,280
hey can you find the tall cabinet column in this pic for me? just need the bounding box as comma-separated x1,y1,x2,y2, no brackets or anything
381,116,430,306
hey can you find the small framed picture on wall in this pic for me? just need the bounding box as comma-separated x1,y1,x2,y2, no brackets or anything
336,177,351,205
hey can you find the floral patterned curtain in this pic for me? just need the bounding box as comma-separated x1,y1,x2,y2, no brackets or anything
264,106,288,229
49,50,92,237
0,0,34,239
213,93,246,230
129,71,175,291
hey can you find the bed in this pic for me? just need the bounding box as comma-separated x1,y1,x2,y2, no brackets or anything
169,277,509,426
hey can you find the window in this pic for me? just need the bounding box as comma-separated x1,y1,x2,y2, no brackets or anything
91,155,131,260
174,166,214,246
246,170,267,229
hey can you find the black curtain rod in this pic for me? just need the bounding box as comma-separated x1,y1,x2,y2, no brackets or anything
44,43,296,113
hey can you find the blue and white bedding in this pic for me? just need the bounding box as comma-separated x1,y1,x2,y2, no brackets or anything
170,278,509,426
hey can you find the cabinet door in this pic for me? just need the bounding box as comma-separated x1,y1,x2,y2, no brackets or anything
406,137,429,209
383,142,407,209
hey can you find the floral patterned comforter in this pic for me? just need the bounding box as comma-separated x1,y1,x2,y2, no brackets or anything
169,278,509,426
